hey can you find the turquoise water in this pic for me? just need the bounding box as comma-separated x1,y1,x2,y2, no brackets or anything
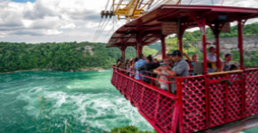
0,70,153,133
0,70,258,133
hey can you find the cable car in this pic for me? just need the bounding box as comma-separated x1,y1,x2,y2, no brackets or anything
106,5,258,133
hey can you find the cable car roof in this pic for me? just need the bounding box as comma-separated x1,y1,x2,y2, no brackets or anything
106,5,258,48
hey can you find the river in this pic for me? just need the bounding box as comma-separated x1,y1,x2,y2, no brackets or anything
0,70,257,133
0,70,153,133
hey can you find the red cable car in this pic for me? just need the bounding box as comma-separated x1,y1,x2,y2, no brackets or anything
106,5,258,133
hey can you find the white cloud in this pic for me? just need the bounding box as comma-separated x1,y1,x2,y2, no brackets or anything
0,0,258,43
60,23,76,29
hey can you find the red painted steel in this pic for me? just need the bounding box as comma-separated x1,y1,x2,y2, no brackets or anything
108,4,258,133
106,5,257,48
111,66,258,133
160,35,166,60
238,19,246,69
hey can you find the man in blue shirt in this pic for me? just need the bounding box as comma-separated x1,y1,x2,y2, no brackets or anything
134,54,147,80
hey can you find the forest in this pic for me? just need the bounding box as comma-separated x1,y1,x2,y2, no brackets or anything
0,41,157,72
0,23,257,72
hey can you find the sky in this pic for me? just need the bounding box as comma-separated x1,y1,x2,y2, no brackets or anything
0,0,258,43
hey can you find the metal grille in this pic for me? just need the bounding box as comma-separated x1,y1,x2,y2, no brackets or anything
125,78,133,100
208,75,226,127
131,82,143,107
111,68,258,133
156,94,175,133
120,76,127,94
111,70,116,85
245,69,258,117
141,88,157,119
227,72,243,122
181,76,207,132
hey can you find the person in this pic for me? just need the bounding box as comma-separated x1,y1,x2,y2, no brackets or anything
223,53,236,71
139,55,160,83
157,50,189,93
230,64,238,71
207,46,223,73
183,53,198,68
116,57,126,70
154,58,160,63
134,54,147,80
125,59,131,75
153,58,173,91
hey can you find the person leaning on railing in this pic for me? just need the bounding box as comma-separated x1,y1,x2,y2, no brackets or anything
207,46,224,72
153,58,173,91
139,55,160,83
154,50,189,93
223,53,239,71
134,54,147,80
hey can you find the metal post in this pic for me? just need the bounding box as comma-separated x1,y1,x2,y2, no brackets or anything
178,34,183,53
160,35,166,59
201,18,207,75
238,20,244,69
215,33,221,71
136,32,143,57
177,19,185,54
121,46,127,61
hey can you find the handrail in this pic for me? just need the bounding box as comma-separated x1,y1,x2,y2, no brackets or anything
208,70,243,75
113,65,177,84
111,65,258,133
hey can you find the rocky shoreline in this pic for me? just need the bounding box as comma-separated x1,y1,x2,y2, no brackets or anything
0,67,107,74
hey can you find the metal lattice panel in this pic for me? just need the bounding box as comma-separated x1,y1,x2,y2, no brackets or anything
111,68,258,133
227,82,242,122
120,76,128,94
125,78,133,100
181,77,207,133
209,82,226,127
141,88,157,119
245,69,258,117
131,83,143,106
156,94,175,133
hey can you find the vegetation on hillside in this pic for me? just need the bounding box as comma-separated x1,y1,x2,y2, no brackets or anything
165,23,258,66
0,23,257,73
104,125,157,133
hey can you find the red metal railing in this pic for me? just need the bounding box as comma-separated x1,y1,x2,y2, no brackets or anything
111,66,258,133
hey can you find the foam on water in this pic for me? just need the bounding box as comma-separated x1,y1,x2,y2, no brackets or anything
1,70,257,133
0,70,153,133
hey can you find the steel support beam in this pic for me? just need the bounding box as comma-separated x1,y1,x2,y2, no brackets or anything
160,35,166,59
238,19,246,69
136,32,143,57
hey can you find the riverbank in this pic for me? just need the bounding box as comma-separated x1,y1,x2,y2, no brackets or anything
0,67,107,75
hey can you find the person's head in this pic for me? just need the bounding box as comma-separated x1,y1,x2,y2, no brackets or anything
192,54,198,62
139,54,144,59
225,53,233,62
146,55,153,63
154,58,158,63
209,46,216,55
125,59,130,66
163,58,172,66
135,57,139,62
169,50,183,62
230,64,238,70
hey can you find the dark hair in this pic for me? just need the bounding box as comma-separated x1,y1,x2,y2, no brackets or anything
171,50,182,57
146,55,153,62
230,64,238,70
225,53,232,58
139,54,144,59
209,47,215,52
117,58,121,63
135,57,139,62
125,59,130,66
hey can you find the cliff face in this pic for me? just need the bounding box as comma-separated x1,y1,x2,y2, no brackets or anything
154,36,258,59
193,36,258,54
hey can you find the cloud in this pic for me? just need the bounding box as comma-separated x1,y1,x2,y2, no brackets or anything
0,0,258,43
